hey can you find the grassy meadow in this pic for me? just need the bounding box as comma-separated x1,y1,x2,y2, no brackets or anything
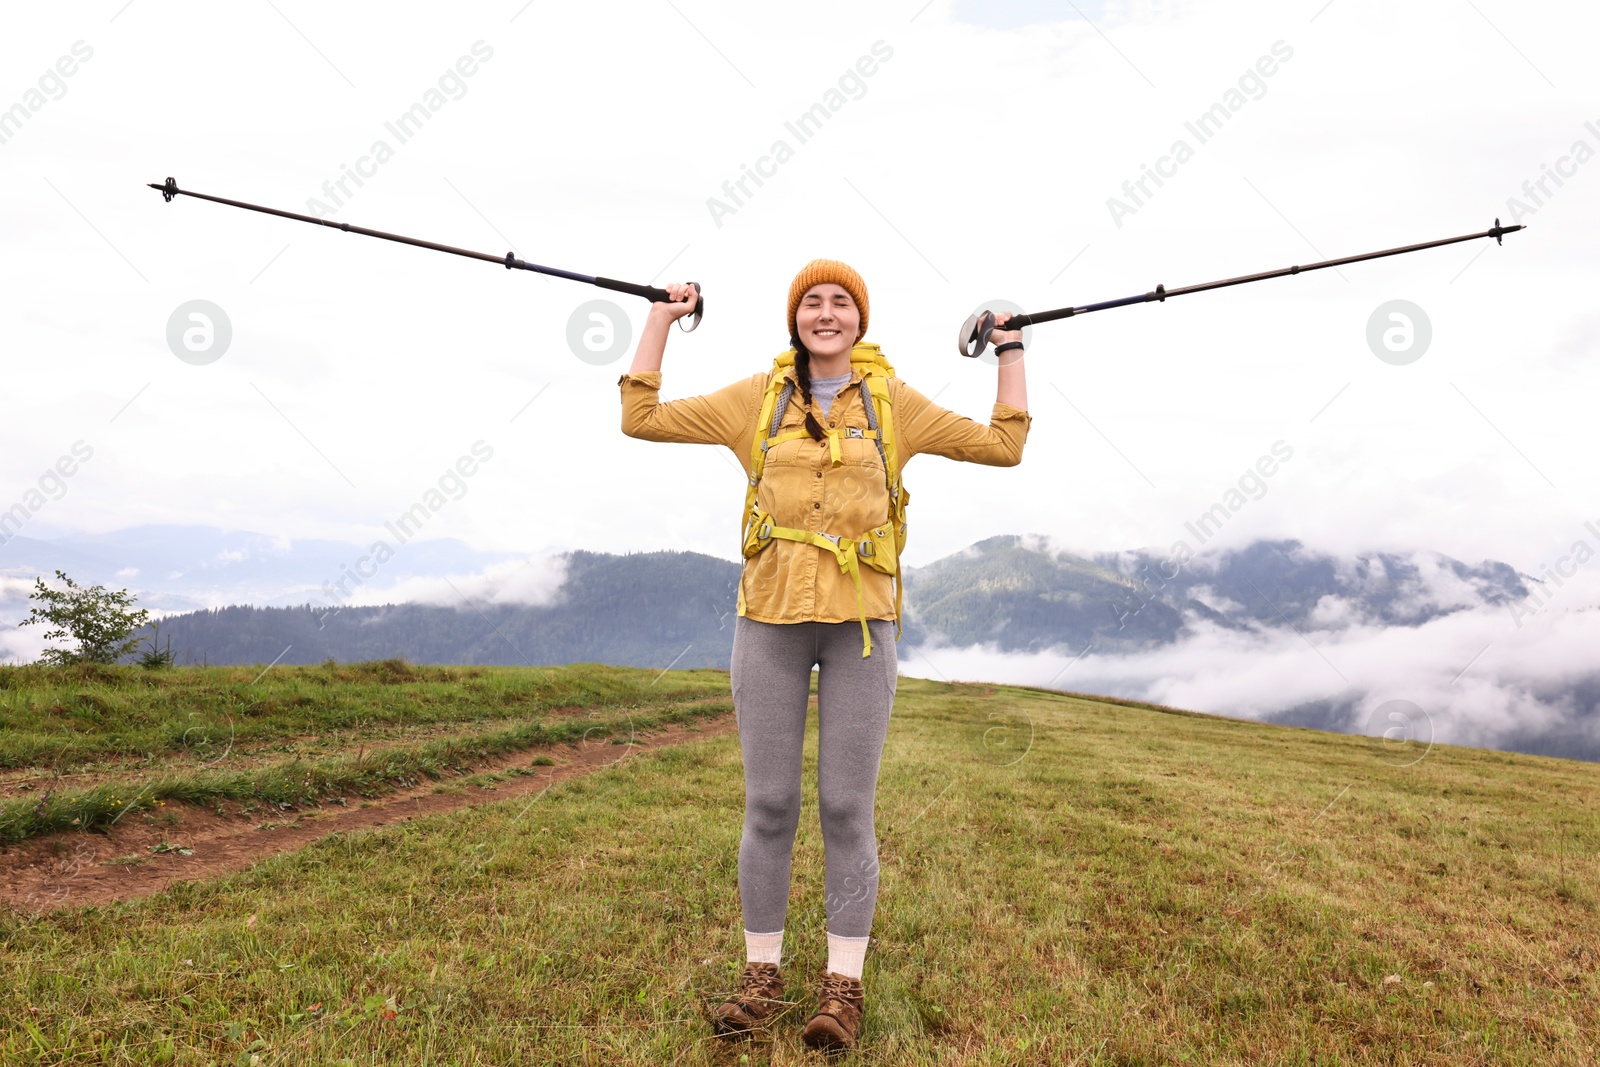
0,661,1596,1065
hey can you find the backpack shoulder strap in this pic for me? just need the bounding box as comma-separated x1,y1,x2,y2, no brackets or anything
855,354,908,641
743,359,808,534
858,361,898,492
769,378,796,437
747,365,786,478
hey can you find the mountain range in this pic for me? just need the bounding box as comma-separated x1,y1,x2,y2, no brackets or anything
9,526,1594,762
0,525,1529,666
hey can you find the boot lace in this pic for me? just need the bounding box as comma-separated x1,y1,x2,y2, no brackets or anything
816,972,863,1012
737,962,782,1003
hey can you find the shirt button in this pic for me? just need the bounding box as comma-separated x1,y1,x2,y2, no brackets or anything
815,471,822,479
813,502,820,509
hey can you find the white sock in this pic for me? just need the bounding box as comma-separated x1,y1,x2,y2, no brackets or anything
744,928,784,965
826,933,870,979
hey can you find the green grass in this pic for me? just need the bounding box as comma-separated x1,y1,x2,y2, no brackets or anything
0,658,730,770
0,661,731,842
1,666,1597,1064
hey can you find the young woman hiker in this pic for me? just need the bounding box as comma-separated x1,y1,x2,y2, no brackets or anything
619,260,1030,1051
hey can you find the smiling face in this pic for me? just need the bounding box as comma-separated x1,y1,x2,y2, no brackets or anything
795,283,860,359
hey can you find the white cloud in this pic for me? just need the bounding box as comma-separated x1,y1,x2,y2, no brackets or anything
0,574,39,601
339,554,570,610
902,570,1600,757
1184,583,1239,614
0,627,46,667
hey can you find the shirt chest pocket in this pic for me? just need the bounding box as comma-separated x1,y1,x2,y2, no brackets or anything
838,428,885,474
763,432,809,469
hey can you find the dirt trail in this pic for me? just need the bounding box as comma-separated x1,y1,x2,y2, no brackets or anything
0,712,737,912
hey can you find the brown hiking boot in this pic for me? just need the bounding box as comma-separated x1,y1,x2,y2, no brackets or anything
710,961,785,1038
801,970,865,1053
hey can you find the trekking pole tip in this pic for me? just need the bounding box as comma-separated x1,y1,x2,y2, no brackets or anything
147,177,180,203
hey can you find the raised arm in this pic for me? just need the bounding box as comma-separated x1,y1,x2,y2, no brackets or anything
898,314,1031,466
626,281,699,376
619,281,762,449
992,312,1028,411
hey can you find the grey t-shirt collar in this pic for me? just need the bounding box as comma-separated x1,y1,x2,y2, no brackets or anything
808,371,853,418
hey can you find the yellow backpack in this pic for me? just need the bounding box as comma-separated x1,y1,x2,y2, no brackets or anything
737,342,909,657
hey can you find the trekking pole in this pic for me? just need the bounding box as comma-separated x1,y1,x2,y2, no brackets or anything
959,218,1524,357
145,176,703,330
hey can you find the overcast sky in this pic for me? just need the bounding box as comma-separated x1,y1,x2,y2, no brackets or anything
3,0,1596,584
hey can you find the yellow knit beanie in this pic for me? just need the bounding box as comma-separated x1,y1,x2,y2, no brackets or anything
786,259,869,341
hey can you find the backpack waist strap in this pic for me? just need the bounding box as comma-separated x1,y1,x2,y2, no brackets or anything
742,511,899,658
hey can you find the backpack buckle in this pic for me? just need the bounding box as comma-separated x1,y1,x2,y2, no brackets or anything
859,541,875,558
846,426,864,438
757,523,771,540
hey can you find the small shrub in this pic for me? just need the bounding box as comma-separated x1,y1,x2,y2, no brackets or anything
19,570,150,667
136,622,178,670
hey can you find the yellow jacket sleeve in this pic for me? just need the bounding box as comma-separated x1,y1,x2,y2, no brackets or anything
894,379,1032,466
618,370,766,453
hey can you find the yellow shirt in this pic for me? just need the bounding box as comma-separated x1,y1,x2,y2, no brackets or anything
619,362,1031,626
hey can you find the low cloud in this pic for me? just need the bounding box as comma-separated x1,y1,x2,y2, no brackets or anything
0,574,42,664
337,554,570,610
903,569,1600,762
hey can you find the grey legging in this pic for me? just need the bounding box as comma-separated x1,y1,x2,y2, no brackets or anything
729,616,898,939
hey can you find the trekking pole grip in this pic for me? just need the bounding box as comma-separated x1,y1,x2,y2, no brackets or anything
958,309,1030,358
595,278,703,332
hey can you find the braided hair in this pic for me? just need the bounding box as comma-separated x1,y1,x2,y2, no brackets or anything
788,331,828,441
